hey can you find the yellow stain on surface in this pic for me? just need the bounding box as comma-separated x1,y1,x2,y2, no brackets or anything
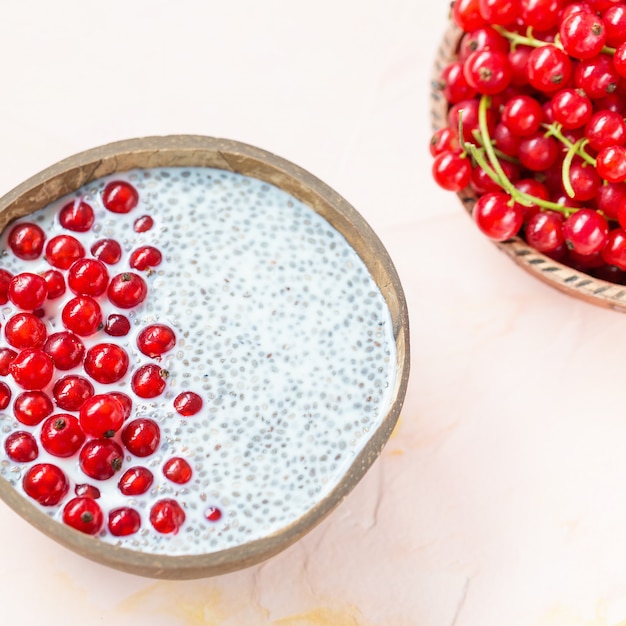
273,606,373,626
536,600,626,626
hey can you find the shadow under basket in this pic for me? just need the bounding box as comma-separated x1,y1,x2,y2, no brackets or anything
431,23,626,312
0,135,410,579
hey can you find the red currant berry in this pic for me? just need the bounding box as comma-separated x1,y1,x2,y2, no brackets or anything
493,123,522,157
575,54,619,98
90,238,122,265
134,215,154,233
501,95,543,137
0,381,10,410
527,44,572,92
83,343,129,384
108,507,141,536
448,98,496,142
8,272,48,310
205,506,222,522
79,394,125,438
110,391,133,420
173,391,203,417
472,192,524,241
10,349,54,390
103,180,139,213
59,199,95,232
5,312,47,349
440,61,477,104
23,463,68,505
163,457,192,484
118,466,154,495
61,296,102,336
137,324,176,358
129,246,162,271
0,269,12,304
121,418,161,457
562,209,609,255
62,497,103,535
550,88,592,129
430,127,461,157
79,439,124,480
45,234,85,269
559,11,606,59
431,151,472,191
131,364,167,398
40,414,86,457
478,0,518,25
8,223,45,260
75,483,101,499
149,499,185,534
452,0,487,31
585,110,626,152
43,331,85,370
41,269,66,299
613,41,626,78
602,228,626,270
463,49,512,94
67,258,109,297
13,390,53,425
520,0,566,31
107,272,148,308
518,133,559,171
603,5,626,47
567,161,602,202
458,26,509,62
104,313,131,337
4,431,38,463
597,146,626,183
0,347,17,376
53,375,94,411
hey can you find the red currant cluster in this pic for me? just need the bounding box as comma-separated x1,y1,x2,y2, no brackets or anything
431,0,626,281
0,180,217,537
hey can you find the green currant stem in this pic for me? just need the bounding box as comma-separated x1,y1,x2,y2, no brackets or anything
542,122,597,167
562,137,593,199
470,128,520,164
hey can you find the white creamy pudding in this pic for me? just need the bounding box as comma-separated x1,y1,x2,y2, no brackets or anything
0,167,397,555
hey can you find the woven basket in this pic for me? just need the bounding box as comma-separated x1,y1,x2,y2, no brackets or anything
431,24,626,312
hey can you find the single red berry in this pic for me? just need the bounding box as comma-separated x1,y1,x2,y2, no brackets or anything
562,209,609,255
62,497,103,535
173,391,203,417
134,215,154,232
8,272,48,310
431,152,472,191
108,272,148,308
149,499,185,534
0,347,17,376
67,258,109,297
448,98,496,142
585,110,626,152
518,133,559,171
205,506,222,522
613,41,626,78
458,26,509,62
8,223,45,260
23,463,68,505
4,431,38,463
575,54,619,98
567,161,602,202
59,199,95,232
104,313,131,337
463,49,512,95
550,88,592,129
10,349,54,390
103,180,139,213
501,95,543,137
108,507,141,536
520,0,567,31
602,228,626,270
79,438,124,480
597,146,626,183
13,390,53,425
45,234,85,269
430,126,461,157
527,44,572,92
129,246,162,271
473,192,524,241
83,343,129,384
41,269,66,299
0,381,10,410
0,269,12,304
109,391,133,420
5,312,47,349
40,414,86,457
452,0,487,31
472,160,520,195
75,483,101,499
131,364,167,398
61,296,102,336
478,0,518,25
137,324,176,357
597,182,626,221
163,457,192,484
90,238,122,265
121,418,161,457
79,394,125,438
53,375,94,411
439,61,477,104
118,466,154,495
43,331,85,370
603,4,626,47
559,11,606,59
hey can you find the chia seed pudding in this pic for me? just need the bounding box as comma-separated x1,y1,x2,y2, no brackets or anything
0,167,397,555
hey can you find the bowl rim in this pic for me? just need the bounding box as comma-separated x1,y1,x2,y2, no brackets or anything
0,135,410,579
431,24,626,312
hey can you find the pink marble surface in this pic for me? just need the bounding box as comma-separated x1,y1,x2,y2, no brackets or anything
2,1,626,625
